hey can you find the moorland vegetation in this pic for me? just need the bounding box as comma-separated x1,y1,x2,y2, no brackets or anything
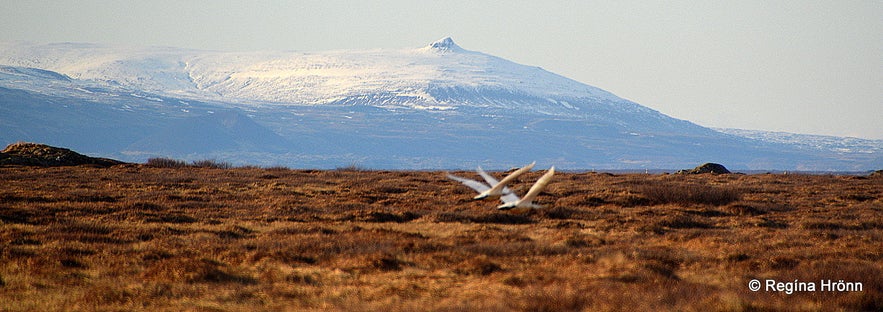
0,160,881,311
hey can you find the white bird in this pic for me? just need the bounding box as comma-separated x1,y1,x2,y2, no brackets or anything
497,166,555,212
447,162,535,200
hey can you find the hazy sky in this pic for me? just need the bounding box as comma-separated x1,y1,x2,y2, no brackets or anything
2,1,881,139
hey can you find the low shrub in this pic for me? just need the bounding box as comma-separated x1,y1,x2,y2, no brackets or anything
190,159,233,169
146,158,233,169
637,183,741,206
146,157,187,168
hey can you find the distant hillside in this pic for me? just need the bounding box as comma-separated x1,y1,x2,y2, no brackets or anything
715,128,882,171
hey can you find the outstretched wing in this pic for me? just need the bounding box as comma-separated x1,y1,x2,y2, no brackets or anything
447,173,490,193
486,161,535,195
476,166,500,186
500,192,520,205
520,166,555,203
477,166,513,195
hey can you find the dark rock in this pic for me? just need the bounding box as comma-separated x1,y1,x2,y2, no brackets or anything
677,163,731,174
0,142,125,167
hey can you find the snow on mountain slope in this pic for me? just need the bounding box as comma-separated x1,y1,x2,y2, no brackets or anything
1,38,878,170
1,38,630,114
715,128,883,155
0,42,195,94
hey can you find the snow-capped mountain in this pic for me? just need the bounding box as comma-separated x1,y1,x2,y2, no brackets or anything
1,38,629,112
0,38,878,170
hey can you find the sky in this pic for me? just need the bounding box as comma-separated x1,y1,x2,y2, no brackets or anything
2,1,881,139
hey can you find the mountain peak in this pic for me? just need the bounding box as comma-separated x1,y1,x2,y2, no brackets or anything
425,37,463,53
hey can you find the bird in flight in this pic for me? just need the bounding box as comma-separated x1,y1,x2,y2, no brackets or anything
447,162,535,201
497,166,555,213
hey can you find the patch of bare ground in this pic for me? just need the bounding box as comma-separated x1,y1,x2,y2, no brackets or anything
0,166,881,311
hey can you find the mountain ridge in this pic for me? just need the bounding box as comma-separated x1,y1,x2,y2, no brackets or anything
0,39,878,170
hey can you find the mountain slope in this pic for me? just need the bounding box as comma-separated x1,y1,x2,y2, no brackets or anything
0,39,877,170
715,128,882,170
3,38,619,109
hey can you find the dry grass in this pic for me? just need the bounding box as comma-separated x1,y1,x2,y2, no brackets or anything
0,166,881,311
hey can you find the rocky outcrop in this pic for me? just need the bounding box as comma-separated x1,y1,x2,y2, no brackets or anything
0,142,125,167
677,163,731,174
